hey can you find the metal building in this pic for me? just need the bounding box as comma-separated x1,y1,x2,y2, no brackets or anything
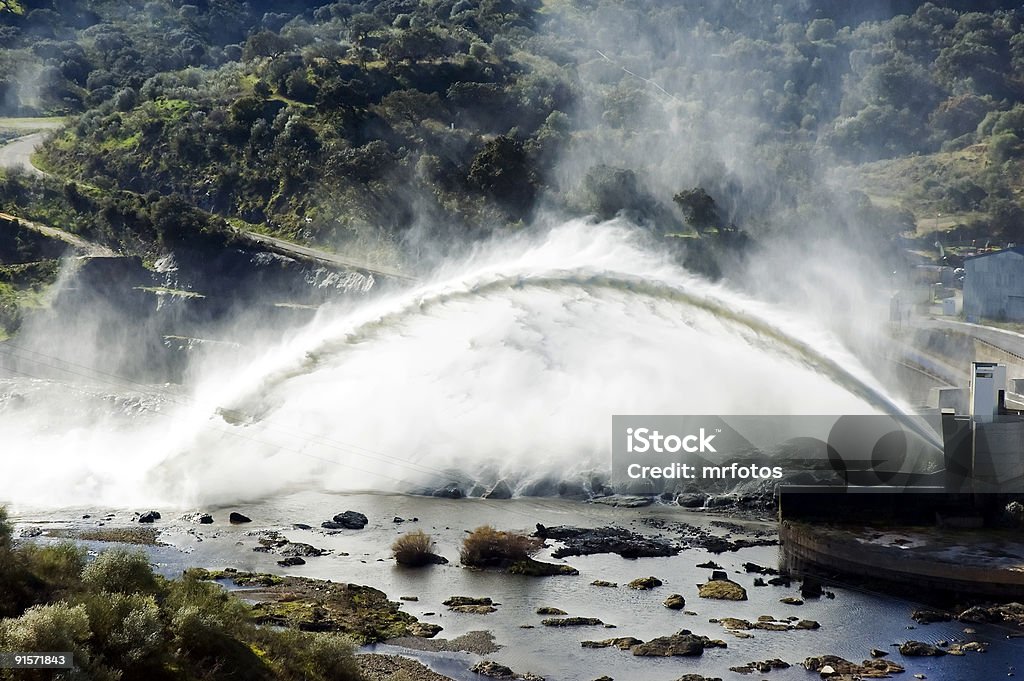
963,246,1024,322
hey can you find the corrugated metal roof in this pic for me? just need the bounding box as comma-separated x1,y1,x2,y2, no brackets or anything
964,246,1024,261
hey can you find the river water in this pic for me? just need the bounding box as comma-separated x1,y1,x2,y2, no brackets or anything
10,494,1022,681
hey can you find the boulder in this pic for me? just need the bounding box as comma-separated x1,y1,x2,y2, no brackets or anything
698,579,747,601
631,630,721,657
279,542,326,557
276,556,305,567
432,484,464,499
229,512,251,524
536,607,568,616
137,511,160,523
628,576,663,590
591,580,618,587
911,609,951,624
407,622,443,638
329,511,367,529
182,512,213,524
780,597,804,606
800,577,823,599
663,594,686,610
471,661,515,678
483,479,513,499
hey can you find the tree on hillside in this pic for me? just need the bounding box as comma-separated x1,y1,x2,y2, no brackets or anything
468,135,537,212
673,187,722,234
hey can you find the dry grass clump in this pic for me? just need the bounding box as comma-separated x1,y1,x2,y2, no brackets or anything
459,525,542,568
391,531,438,567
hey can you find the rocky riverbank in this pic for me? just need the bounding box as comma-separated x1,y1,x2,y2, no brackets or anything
7,494,1024,681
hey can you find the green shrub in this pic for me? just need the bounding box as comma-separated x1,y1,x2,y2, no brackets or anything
80,592,163,670
166,573,253,645
256,628,362,681
459,525,541,568
0,602,92,680
21,542,86,593
391,530,436,567
80,548,159,595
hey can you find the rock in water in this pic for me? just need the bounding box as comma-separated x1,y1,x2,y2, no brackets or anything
899,641,947,656
911,609,952,624
471,661,515,678
137,511,160,523
483,479,513,499
627,576,663,590
407,622,443,638
663,594,686,610
229,512,251,524
328,511,367,529
800,577,823,598
631,630,719,657
698,579,748,601
541,617,604,627
432,484,464,499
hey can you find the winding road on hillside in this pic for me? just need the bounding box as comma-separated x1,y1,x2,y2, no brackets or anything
0,119,416,281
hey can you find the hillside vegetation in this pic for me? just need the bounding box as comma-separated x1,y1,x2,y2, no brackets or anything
1,1,1024,269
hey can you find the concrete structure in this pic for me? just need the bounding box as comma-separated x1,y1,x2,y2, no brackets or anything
963,246,1024,322
969,361,1005,423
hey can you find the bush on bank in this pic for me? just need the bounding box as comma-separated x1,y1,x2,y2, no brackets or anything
0,506,362,681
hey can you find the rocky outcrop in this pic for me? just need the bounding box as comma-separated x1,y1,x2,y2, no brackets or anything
535,607,567,616
444,596,497,613
535,525,678,559
716,616,818,633
541,617,604,627
508,559,578,576
729,659,790,674
957,602,1024,626
803,655,905,677
581,637,643,650
898,641,946,656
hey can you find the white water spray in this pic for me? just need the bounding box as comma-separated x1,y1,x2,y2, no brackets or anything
0,220,913,509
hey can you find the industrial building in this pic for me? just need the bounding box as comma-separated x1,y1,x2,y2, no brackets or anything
963,246,1024,322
